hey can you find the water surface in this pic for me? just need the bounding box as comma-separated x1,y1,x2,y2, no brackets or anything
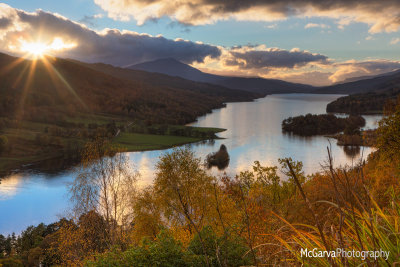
0,94,381,234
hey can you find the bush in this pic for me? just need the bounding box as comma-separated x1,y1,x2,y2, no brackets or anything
376,106,400,162
35,133,50,146
0,135,8,154
188,226,253,267
0,257,24,267
86,231,189,267
0,118,7,131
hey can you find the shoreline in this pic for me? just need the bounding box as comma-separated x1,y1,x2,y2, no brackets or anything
0,128,227,178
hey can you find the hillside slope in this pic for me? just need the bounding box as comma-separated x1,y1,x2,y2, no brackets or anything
318,69,400,114
71,60,260,107
314,70,400,95
128,57,222,83
0,53,257,125
326,87,400,114
129,58,315,94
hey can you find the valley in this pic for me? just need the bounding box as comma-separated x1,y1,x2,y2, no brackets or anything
1,2,400,265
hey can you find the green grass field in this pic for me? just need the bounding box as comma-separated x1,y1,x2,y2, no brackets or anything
114,132,208,151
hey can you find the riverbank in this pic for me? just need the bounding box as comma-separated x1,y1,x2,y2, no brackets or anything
0,114,225,177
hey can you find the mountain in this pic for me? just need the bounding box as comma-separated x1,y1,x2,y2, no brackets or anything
319,69,400,114
128,58,222,83
71,60,258,103
128,58,315,94
0,52,258,125
334,69,400,84
314,69,400,95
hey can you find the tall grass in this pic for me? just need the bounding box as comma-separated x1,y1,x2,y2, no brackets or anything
269,148,400,266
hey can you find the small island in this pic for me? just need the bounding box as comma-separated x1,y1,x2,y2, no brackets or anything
282,113,365,136
206,144,230,170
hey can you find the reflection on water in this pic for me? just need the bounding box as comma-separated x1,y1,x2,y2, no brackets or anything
0,174,23,200
343,146,361,159
0,171,72,234
0,94,382,234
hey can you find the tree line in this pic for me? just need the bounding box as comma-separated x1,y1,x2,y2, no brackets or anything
326,87,400,114
282,113,365,136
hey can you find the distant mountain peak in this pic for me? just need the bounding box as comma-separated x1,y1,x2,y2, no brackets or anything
127,57,315,94
152,57,182,63
128,57,214,83
131,57,191,69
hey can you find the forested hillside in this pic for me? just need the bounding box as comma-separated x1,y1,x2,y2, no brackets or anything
0,53,257,125
327,87,400,114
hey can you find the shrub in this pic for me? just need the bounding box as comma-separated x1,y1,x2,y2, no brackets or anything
0,135,8,154
85,231,189,267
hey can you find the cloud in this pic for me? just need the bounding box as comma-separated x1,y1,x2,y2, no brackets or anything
222,45,329,70
0,17,11,29
94,0,400,33
267,71,333,86
390,37,400,45
0,4,221,66
1,4,399,86
329,59,400,83
304,23,330,29
195,55,400,86
78,14,104,27
0,4,332,71
265,23,277,29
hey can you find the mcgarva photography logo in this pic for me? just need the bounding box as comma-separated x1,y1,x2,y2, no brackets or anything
301,248,390,261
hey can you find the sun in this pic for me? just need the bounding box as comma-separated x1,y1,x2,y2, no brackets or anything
21,41,48,58
18,38,77,59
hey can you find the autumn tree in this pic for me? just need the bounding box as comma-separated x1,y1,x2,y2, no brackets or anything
129,187,163,243
69,137,138,247
154,147,215,266
377,99,400,163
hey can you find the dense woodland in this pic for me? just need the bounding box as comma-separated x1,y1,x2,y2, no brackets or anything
282,113,365,136
0,98,400,266
326,87,400,114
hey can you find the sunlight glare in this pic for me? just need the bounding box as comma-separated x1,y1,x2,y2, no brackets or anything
19,38,76,59
21,41,47,57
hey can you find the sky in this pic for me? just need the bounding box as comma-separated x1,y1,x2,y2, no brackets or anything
1,0,399,86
